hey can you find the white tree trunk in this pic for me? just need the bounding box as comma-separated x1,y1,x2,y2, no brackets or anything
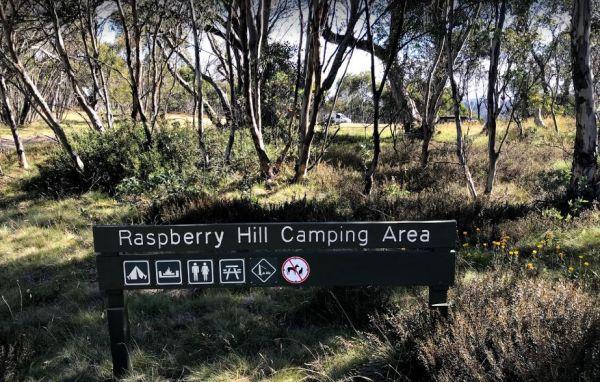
51,5,104,133
0,74,28,169
190,0,209,167
485,0,507,194
0,3,84,172
534,107,546,127
570,0,598,197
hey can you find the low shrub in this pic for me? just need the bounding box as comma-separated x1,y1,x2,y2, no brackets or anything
0,328,35,381
149,196,346,224
358,273,600,381
26,124,206,197
27,124,144,195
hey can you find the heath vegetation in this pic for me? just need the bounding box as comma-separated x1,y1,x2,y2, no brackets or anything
1,0,599,380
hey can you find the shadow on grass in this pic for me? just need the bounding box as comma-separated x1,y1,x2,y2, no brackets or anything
149,189,560,243
0,249,389,380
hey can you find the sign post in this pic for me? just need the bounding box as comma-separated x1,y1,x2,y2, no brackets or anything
106,288,129,377
94,221,456,377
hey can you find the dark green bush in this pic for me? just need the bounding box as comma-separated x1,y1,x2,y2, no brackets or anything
27,124,145,195
27,124,204,197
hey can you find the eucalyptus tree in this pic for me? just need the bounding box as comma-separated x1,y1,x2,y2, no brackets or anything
570,0,598,199
590,0,600,110
503,1,570,135
233,0,287,180
384,0,466,168
0,0,84,172
504,3,542,135
159,32,231,130
414,1,451,168
78,0,115,130
0,72,28,169
47,0,106,133
159,1,249,166
533,26,571,132
189,0,209,166
323,0,424,132
363,0,407,194
195,0,294,181
222,0,238,164
293,0,364,182
115,0,152,144
143,0,171,132
484,0,507,194
445,0,480,199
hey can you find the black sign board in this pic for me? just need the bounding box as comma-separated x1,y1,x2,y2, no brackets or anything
93,221,456,253
94,221,456,377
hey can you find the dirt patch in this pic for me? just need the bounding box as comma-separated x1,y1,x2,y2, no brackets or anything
0,136,56,150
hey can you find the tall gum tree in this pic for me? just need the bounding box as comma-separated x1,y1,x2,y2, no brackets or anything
296,0,412,183
445,0,480,199
49,1,105,133
418,1,450,168
189,0,210,167
116,0,152,145
484,0,507,194
0,1,84,172
79,0,114,130
204,0,293,182
570,0,598,198
237,0,277,180
0,73,28,169
322,0,423,133
363,0,405,195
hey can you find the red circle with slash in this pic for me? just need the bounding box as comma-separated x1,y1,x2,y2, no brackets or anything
281,256,310,284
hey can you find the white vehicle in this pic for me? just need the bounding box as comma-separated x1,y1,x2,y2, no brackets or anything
323,112,352,124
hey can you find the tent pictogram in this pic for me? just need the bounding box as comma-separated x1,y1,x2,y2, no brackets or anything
123,260,151,286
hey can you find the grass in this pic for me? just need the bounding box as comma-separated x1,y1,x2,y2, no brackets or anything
0,112,599,380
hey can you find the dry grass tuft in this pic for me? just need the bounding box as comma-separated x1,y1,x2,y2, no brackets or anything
363,273,600,381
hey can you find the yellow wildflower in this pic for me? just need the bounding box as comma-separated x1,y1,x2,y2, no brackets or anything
462,243,469,248
568,266,574,272
526,263,534,270
584,262,590,267
532,250,538,255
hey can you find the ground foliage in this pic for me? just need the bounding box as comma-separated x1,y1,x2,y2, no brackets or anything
0,117,598,380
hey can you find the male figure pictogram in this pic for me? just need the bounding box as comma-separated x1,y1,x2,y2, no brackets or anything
191,262,200,282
